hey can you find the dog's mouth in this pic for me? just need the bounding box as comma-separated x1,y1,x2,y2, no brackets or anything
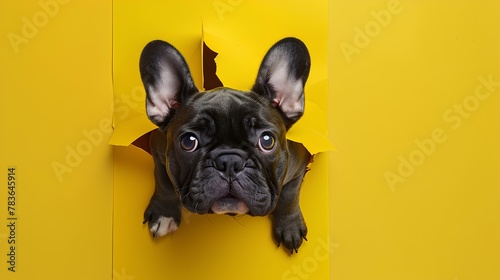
210,194,249,215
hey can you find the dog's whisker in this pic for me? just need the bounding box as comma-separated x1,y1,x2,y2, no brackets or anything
180,191,191,201
205,214,213,224
232,214,247,227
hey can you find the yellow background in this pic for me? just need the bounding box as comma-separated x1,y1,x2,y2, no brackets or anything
0,1,499,280
330,1,500,279
0,1,113,279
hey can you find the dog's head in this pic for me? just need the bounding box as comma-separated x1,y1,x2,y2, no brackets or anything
140,38,310,216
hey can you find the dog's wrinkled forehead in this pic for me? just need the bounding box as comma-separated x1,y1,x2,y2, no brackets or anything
179,88,284,137
195,88,254,111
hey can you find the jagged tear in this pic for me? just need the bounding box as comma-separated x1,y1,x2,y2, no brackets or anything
202,42,223,90
131,42,223,154
131,131,152,154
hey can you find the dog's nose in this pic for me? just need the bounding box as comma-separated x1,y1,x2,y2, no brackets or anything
214,154,245,177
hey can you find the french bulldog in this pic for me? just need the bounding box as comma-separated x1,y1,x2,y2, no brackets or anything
139,37,312,253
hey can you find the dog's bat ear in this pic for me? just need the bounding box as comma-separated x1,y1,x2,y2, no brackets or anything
140,40,199,127
252,37,311,129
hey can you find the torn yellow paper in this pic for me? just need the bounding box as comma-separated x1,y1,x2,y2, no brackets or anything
110,3,333,154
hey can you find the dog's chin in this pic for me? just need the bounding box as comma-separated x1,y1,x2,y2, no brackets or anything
211,197,249,215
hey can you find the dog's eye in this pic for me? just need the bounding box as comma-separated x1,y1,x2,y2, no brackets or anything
180,133,199,152
258,133,275,152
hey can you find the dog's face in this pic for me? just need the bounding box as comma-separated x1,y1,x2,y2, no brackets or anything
165,88,289,216
140,38,310,217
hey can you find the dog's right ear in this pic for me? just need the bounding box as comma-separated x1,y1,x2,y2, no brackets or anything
140,40,199,128
251,38,310,130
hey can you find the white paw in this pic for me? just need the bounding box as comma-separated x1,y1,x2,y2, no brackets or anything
150,216,178,238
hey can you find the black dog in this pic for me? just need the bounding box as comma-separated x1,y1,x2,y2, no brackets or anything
140,37,312,253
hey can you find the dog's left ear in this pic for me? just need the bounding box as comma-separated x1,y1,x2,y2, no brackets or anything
139,40,199,128
252,37,311,129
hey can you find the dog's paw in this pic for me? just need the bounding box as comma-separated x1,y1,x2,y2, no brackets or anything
272,211,308,254
148,216,178,238
143,202,181,238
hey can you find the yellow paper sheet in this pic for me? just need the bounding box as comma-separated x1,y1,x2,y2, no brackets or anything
330,1,500,279
111,1,331,279
0,1,113,279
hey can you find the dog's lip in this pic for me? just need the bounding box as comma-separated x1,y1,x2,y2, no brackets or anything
211,195,249,215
